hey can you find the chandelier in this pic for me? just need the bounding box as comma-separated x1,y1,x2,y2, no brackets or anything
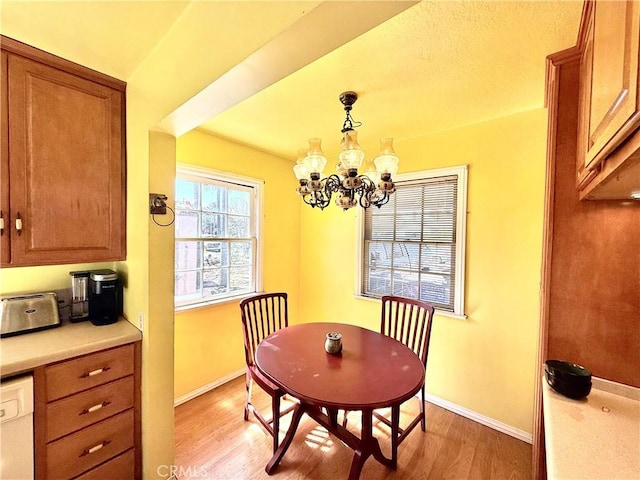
293,91,399,210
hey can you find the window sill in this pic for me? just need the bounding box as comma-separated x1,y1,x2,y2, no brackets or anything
353,294,467,320
175,292,259,312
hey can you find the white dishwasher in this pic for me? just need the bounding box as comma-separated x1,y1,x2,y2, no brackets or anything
0,375,34,480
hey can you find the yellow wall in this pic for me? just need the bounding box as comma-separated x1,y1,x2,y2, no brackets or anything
299,109,547,434
1,262,115,294
173,130,301,398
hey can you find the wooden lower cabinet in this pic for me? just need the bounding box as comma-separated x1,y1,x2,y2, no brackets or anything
73,450,135,480
34,343,141,480
46,411,134,479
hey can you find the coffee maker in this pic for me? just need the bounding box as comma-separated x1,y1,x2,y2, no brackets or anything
89,269,120,326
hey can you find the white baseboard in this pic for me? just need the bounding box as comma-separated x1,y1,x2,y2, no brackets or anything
174,368,245,407
174,370,532,444
424,392,533,444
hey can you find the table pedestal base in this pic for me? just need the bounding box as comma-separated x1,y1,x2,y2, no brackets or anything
265,402,398,480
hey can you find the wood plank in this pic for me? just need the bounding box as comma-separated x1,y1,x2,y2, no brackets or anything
175,376,532,479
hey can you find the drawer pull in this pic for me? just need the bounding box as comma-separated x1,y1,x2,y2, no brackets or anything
80,401,111,415
80,440,111,457
81,366,111,378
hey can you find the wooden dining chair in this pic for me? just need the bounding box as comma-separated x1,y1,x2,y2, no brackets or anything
239,292,295,453
378,295,435,444
343,295,435,456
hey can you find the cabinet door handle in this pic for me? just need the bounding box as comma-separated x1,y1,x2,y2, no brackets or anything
0,211,4,236
80,440,111,457
15,212,22,235
80,366,111,378
80,401,111,415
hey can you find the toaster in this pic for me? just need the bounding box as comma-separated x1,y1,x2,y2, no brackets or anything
0,292,61,337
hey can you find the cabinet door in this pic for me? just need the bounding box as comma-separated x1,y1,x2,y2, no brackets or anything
6,54,125,266
579,0,640,172
1,51,9,264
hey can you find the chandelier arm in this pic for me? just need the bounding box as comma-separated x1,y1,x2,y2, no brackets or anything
324,174,342,194
373,192,391,209
356,175,375,208
314,190,330,210
301,193,317,208
358,175,376,190
359,193,370,209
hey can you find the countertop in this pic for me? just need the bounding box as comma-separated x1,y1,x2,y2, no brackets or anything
1,318,142,377
543,376,640,479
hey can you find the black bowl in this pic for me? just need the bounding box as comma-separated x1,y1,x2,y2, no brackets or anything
544,360,592,399
545,359,591,381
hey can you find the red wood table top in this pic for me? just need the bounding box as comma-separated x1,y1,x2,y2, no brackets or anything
255,322,425,410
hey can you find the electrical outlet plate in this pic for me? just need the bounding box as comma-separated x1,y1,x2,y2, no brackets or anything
149,193,167,215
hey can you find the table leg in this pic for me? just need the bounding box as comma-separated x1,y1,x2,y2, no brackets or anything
348,450,367,480
326,407,338,428
347,408,397,480
265,403,398,480
265,402,307,475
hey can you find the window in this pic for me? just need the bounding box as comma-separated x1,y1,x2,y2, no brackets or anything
358,165,467,316
175,164,263,309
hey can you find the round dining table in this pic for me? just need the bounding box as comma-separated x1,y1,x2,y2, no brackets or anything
255,322,425,480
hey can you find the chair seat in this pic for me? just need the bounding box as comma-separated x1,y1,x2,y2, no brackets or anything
249,364,284,395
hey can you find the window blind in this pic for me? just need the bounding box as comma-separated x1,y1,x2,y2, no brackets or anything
362,175,459,311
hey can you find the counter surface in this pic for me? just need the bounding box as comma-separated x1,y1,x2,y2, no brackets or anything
1,318,142,377
543,377,640,479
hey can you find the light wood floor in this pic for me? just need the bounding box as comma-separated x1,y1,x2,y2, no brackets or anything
175,376,532,480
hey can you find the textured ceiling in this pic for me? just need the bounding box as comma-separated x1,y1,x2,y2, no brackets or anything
196,0,584,159
1,1,584,161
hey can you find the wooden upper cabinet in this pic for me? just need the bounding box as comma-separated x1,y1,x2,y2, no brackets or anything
0,36,126,266
578,1,640,175
1,51,9,265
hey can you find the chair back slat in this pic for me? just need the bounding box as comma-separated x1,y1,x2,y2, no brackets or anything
380,295,435,366
240,292,288,366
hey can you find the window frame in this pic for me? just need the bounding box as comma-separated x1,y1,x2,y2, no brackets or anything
355,164,468,318
174,163,264,311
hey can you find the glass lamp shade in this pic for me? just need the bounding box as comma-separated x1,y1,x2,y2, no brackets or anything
295,148,307,163
293,162,309,180
303,138,327,175
374,137,399,176
362,157,381,185
293,148,310,180
338,130,365,170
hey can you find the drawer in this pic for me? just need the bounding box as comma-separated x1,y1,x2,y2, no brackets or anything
46,376,134,441
46,344,134,401
46,409,133,479
73,449,135,480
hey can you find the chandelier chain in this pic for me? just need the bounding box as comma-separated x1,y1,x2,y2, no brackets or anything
341,110,363,133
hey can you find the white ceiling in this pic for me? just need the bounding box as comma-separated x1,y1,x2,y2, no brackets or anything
1,1,584,161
